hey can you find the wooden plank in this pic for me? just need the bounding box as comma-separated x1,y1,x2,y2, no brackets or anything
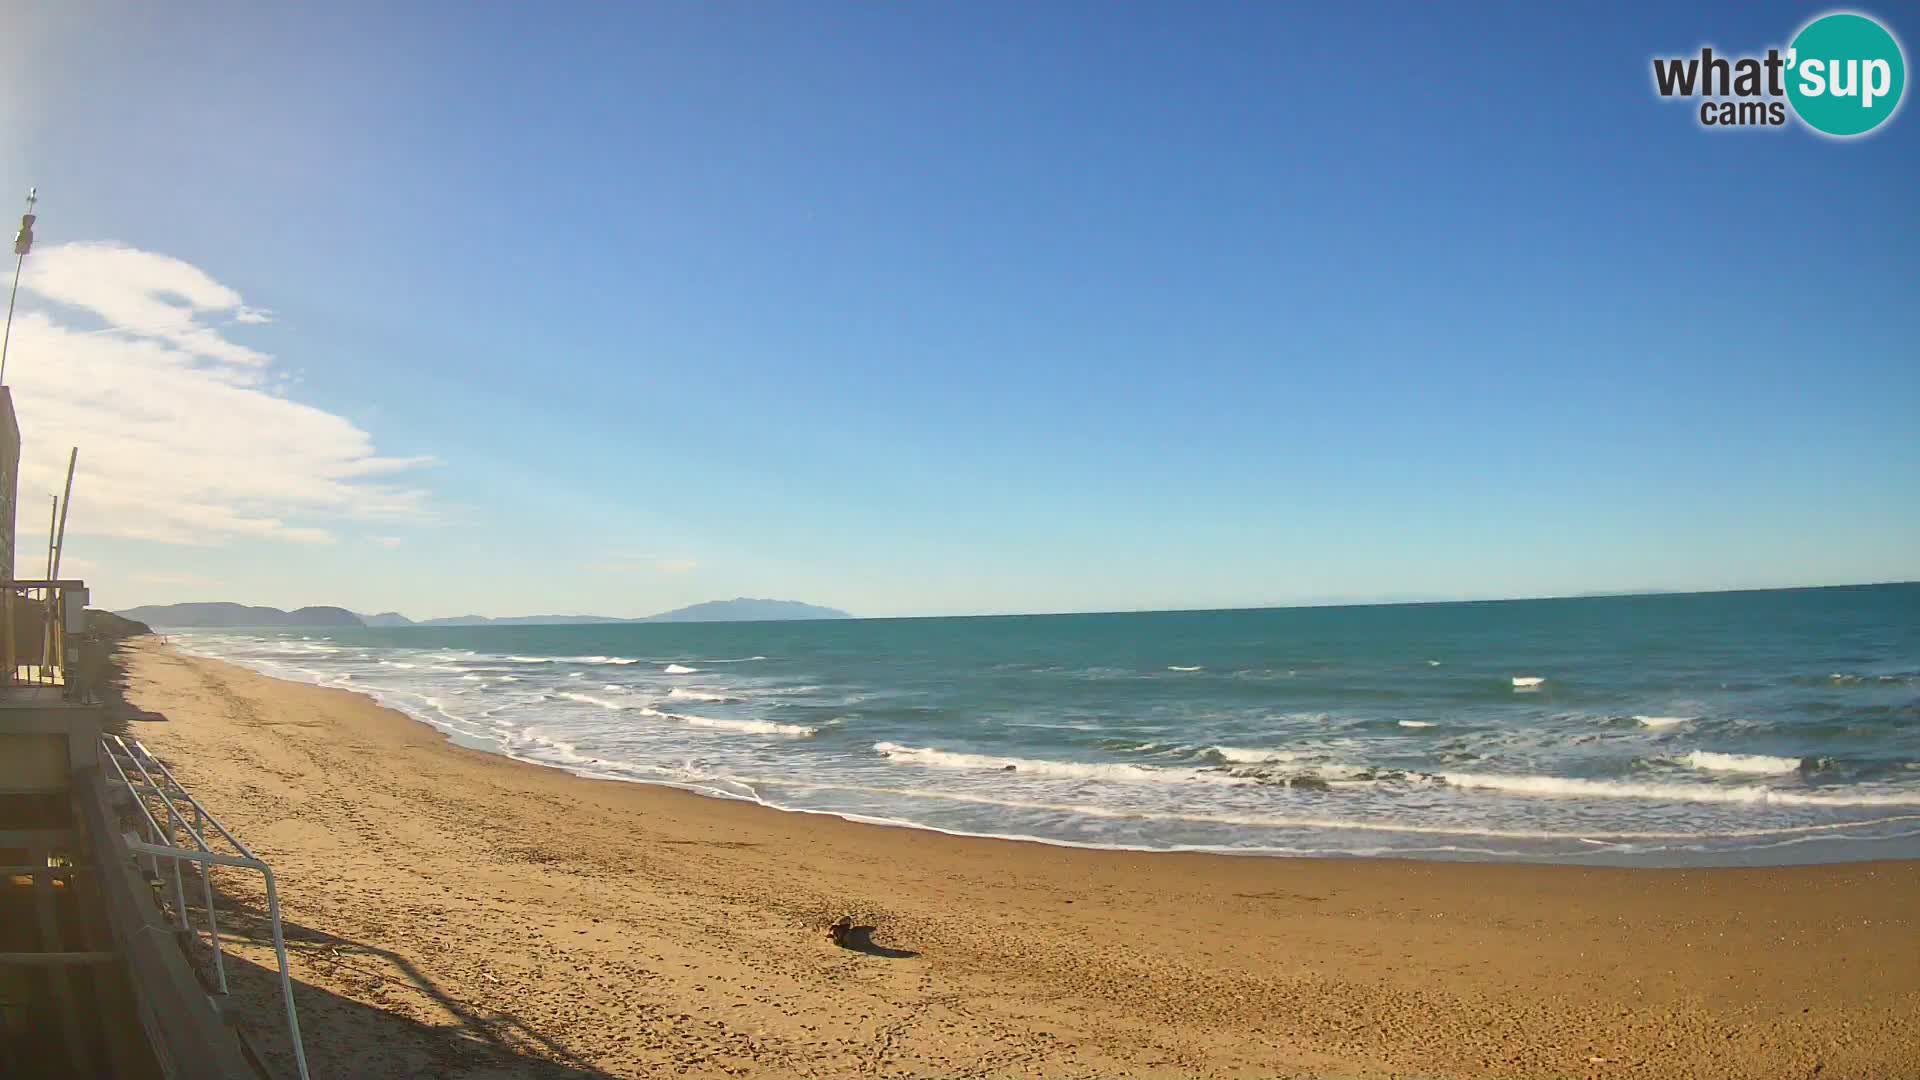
0,827,73,846
30,844,96,1076
0,950,114,965
70,783,153,1080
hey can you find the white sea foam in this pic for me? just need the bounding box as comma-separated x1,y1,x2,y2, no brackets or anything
1209,745,1303,764
1439,771,1920,807
1426,659,1441,666
1680,750,1803,775
1511,676,1545,689
557,691,628,711
517,727,597,766
663,663,700,674
1635,715,1691,728
380,660,418,669
639,707,814,737
875,742,1244,784
1398,720,1436,728
1167,665,1203,672
668,687,735,702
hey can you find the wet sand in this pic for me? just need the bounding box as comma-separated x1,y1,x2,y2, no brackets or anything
116,637,1919,1079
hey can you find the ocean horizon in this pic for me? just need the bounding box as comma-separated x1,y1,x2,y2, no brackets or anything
165,582,1920,867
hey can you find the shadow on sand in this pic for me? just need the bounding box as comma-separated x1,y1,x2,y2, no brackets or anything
100,640,616,1079
831,924,919,960
96,649,160,732
209,886,618,1080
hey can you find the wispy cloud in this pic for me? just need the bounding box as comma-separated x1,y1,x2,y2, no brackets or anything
368,536,404,549
7,242,434,559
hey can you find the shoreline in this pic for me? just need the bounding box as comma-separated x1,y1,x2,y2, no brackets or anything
117,637,1920,1078
163,636,1920,869
156,634,1920,869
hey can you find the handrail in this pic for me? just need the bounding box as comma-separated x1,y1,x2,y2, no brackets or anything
100,734,310,1080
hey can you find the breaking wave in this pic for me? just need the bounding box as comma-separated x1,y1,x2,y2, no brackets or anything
1678,750,1803,775
1439,771,1920,807
668,686,737,702
873,742,1243,785
640,707,814,737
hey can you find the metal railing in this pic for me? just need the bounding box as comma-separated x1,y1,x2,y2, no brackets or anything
3,578,91,693
100,734,310,1080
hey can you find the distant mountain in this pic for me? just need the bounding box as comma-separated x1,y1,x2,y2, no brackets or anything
358,599,850,626
86,610,153,639
117,602,365,628
639,598,851,623
127,598,849,630
406,614,632,627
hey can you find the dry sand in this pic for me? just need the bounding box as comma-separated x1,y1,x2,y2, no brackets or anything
113,638,1918,1079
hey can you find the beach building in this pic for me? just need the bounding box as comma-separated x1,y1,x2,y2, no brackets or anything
0,385,303,1077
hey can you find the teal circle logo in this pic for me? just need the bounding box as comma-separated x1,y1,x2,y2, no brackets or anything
1786,13,1906,136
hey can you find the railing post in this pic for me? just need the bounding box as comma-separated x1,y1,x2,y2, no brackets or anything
104,736,310,1080
261,868,310,1080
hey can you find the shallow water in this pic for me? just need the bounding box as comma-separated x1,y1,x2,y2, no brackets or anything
168,583,1920,865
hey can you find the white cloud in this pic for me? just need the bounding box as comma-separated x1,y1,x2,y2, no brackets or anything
368,536,403,549
21,243,271,367
5,242,433,560
655,557,699,574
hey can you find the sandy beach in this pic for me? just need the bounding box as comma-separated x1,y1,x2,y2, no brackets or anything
111,637,1918,1079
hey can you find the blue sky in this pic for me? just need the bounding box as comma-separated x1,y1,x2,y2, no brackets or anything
2,1,1914,618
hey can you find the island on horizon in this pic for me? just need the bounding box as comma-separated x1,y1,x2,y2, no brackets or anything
116,597,853,628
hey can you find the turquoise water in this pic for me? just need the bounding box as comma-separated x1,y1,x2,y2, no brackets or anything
170,584,1920,865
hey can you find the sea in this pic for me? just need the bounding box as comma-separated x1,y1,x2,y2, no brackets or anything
165,583,1920,866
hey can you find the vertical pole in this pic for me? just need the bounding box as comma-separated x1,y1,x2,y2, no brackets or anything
0,250,23,387
40,494,54,681
50,448,75,579
50,449,76,683
263,869,312,1080
1,187,36,387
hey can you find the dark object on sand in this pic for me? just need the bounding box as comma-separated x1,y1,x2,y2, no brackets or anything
826,916,918,959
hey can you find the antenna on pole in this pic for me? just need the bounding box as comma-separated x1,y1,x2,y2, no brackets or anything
2,186,38,387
